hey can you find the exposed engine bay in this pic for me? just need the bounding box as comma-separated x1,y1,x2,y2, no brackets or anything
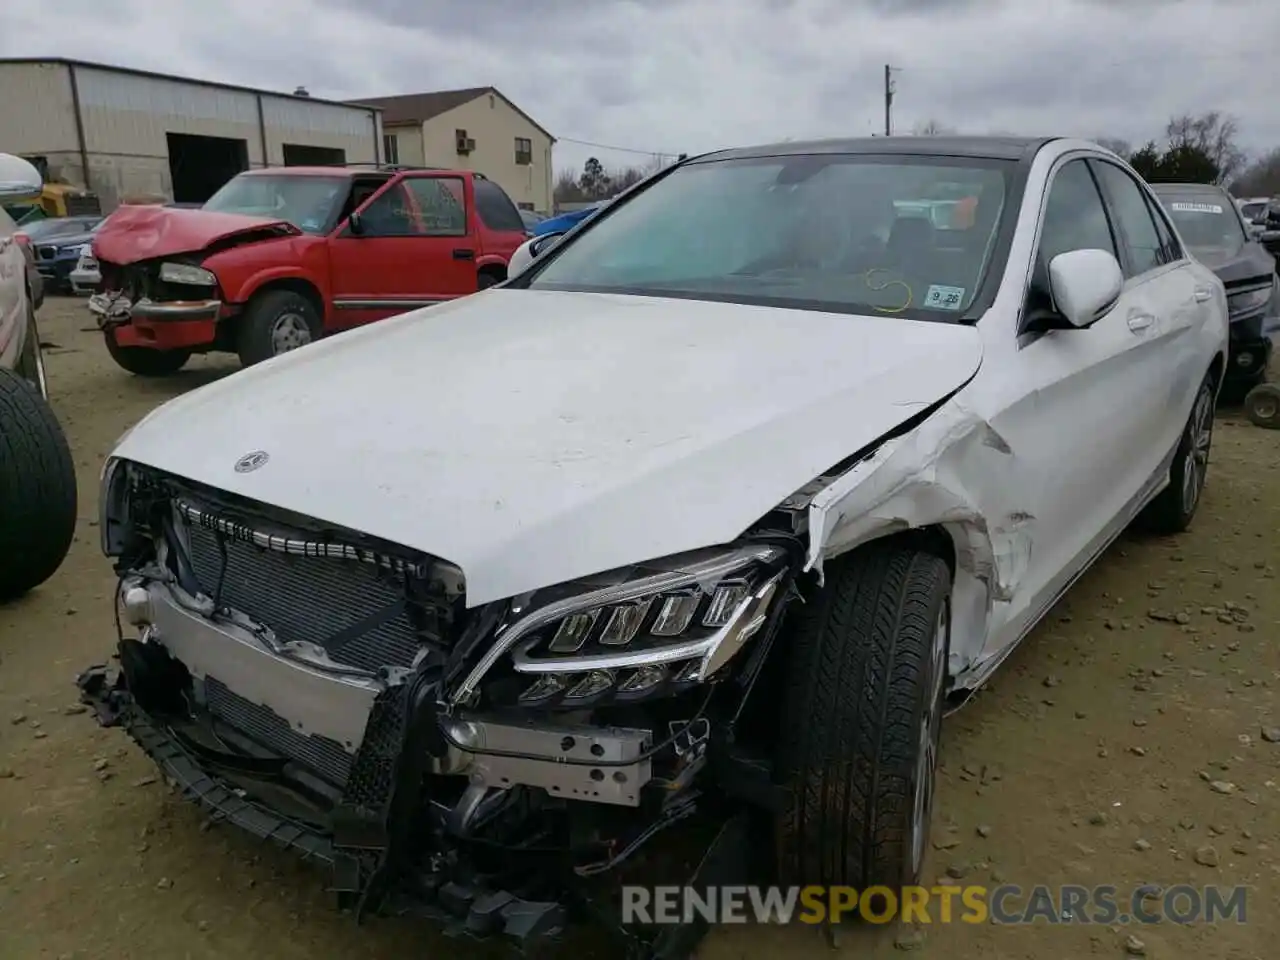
81,459,802,956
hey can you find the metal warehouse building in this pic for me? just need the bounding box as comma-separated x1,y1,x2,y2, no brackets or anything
0,58,382,210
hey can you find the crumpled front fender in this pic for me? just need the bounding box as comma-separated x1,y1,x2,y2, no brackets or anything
803,399,1034,674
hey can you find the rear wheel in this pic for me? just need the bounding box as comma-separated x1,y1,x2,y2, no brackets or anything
775,539,951,890
477,269,504,290
1139,374,1215,534
104,328,191,377
0,366,77,601
236,289,321,367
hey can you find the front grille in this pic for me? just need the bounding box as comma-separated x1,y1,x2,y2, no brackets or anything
37,245,58,260
178,504,434,674
204,677,353,786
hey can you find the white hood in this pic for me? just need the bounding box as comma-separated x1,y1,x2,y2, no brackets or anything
116,290,983,605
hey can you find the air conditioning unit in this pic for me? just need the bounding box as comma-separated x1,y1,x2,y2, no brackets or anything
455,130,475,155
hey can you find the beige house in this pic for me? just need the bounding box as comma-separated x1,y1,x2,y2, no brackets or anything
0,58,380,210
354,88,554,214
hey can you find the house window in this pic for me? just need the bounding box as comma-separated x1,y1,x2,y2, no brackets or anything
515,137,532,166
382,133,399,165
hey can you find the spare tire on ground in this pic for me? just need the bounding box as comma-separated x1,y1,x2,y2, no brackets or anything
0,366,78,601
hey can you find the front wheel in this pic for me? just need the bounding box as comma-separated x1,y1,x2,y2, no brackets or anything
775,539,951,890
1139,374,1215,534
236,290,321,367
104,328,191,377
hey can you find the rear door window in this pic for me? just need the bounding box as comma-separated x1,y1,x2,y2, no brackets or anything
404,177,468,236
474,179,526,232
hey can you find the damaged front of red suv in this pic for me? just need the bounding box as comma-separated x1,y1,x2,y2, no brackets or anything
89,205,299,354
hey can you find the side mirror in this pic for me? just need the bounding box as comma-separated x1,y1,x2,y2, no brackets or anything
347,212,365,236
0,153,43,201
1047,248,1123,328
508,231,564,277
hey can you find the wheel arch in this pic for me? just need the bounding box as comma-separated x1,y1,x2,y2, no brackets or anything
1207,350,1225,395
476,260,507,284
804,520,992,686
242,275,325,319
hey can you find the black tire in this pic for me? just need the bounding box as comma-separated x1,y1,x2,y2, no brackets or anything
104,328,191,377
1244,382,1280,430
0,366,78,601
236,289,321,367
775,539,951,891
15,300,47,398
477,270,503,290
1139,374,1215,534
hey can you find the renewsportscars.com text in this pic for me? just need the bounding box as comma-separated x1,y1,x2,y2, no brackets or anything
621,884,1247,926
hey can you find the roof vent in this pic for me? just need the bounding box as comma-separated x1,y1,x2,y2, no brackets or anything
293,86,310,97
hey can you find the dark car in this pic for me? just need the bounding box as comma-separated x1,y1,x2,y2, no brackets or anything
1152,183,1277,397
16,215,103,292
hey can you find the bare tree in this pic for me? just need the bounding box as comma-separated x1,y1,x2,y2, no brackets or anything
553,169,586,205
1164,112,1246,185
1230,146,1280,198
912,118,955,136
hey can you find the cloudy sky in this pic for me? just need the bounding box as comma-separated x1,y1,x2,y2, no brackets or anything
1,0,1276,175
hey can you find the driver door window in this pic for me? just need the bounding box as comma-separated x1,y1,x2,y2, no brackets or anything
1029,159,1117,314
354,182,421,236
1089,162,1164,277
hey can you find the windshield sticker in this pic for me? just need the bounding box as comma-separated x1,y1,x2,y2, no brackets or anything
924,284,966,310
1169,202,1223,214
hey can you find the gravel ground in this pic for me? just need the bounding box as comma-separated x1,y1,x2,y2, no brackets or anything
2,296,1278,960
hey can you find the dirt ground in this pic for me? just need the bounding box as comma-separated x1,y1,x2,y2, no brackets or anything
1,297,1277,960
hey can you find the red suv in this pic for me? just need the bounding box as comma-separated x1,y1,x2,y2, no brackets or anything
89,165,529,374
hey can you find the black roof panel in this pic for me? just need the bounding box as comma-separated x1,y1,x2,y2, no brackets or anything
696,135,1058,164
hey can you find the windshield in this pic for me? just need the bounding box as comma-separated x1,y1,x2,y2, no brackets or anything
524,154,1011,319
1240,201,1267,222
203,174,348,234
18,217,98,240
1156,190,1246,255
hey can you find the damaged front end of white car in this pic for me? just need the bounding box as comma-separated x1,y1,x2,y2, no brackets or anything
79,405,972,956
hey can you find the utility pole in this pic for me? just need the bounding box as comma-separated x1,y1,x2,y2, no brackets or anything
883,64,896,137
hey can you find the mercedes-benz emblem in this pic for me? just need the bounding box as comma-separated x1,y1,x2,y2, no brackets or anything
234,450,270,473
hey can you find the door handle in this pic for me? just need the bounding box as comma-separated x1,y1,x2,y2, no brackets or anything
1126,312,1155,332
452,248,475,261
1193,287,1213,302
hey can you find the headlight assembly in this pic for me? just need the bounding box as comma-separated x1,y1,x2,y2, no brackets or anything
1227,285,1271,317
159,262,216,286
451,543,790,708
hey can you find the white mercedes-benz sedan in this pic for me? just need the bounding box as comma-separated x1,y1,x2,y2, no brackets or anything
82,136,1228,944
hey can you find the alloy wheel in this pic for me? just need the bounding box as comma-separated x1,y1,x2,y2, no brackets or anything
270,312,313,355
1181,387,1213,515
911,600,949,878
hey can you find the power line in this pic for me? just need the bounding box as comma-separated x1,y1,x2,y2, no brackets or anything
893,47,1274,76
556,135,679,158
